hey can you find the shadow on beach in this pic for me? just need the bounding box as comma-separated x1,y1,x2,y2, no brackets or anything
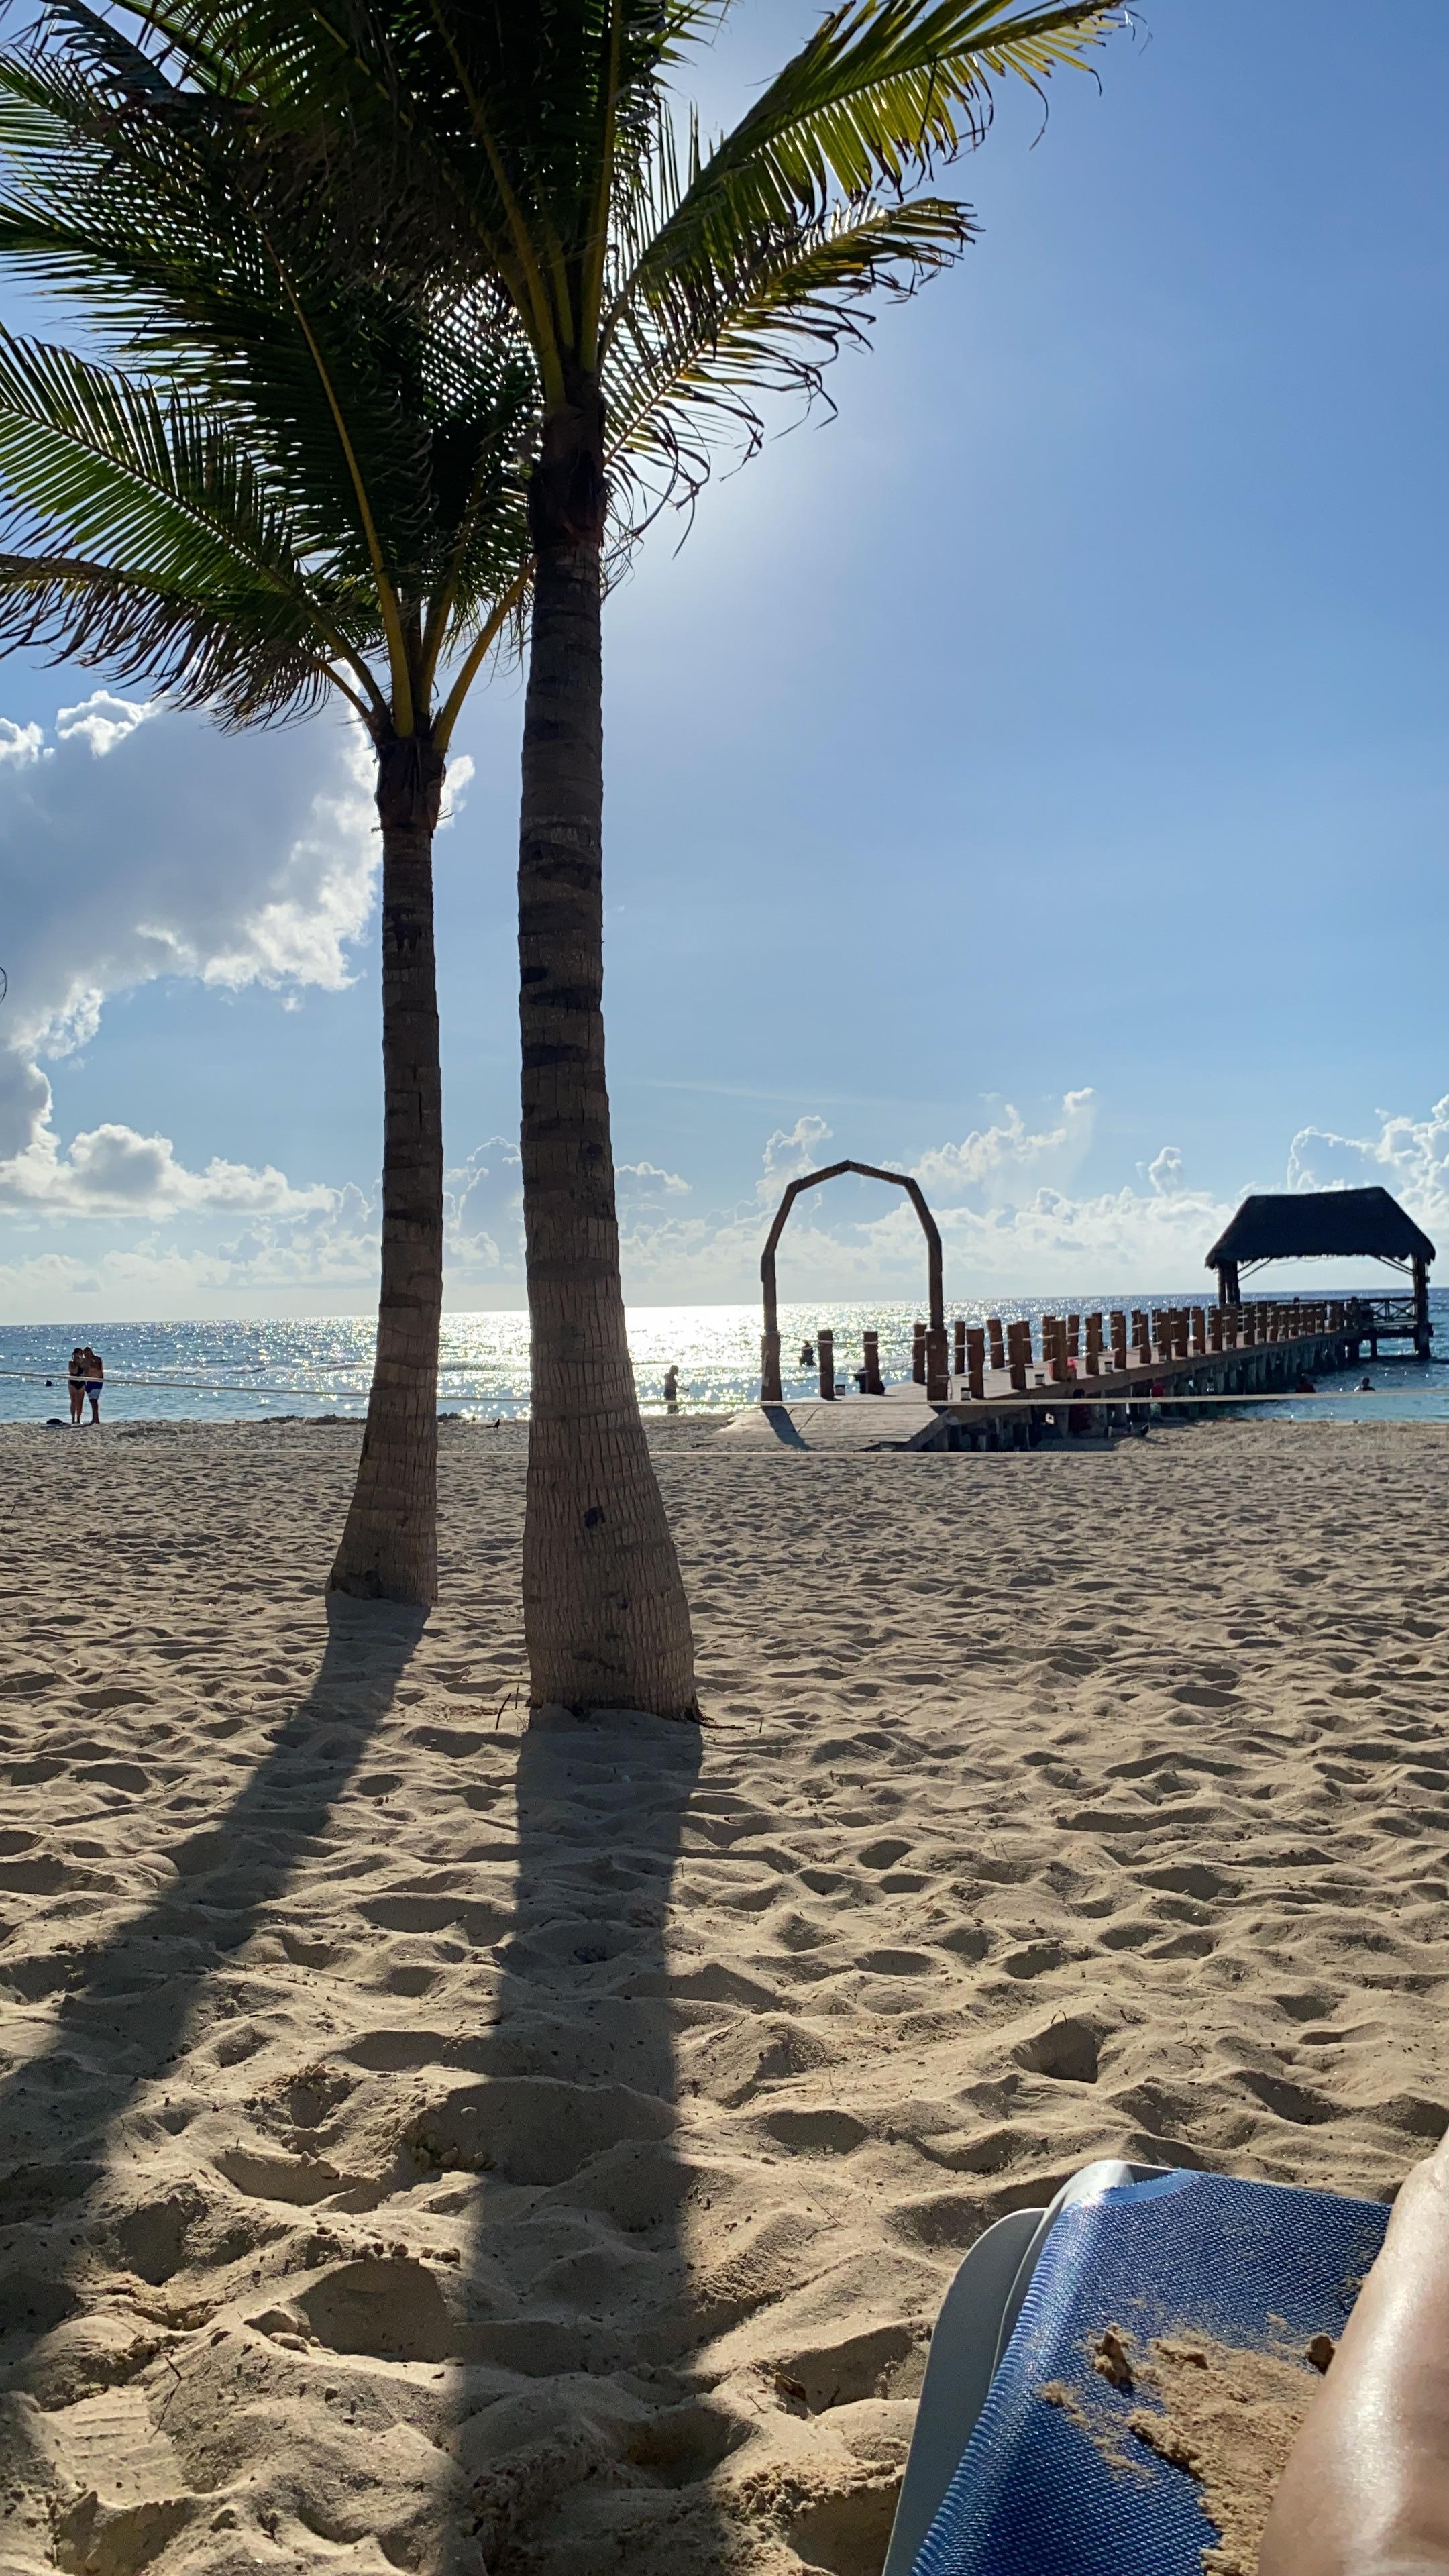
0,1600,425,2383
439,1705,730,2575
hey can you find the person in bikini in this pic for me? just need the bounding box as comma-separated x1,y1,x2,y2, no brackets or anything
79,1346,103,1424
67,1347,85,1425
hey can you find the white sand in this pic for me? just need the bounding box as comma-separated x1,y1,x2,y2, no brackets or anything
1,1416,1446,2575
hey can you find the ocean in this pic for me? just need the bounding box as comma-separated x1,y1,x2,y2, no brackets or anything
6,1295,1449,1426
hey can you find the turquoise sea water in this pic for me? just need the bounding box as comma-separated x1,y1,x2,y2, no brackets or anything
5,1294,1449,1424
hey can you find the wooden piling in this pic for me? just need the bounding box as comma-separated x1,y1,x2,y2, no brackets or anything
966,1326,986,1401
818,1329,835,1401
912,1321,926,1385
953,1319,967,1379
862,1328,883,1395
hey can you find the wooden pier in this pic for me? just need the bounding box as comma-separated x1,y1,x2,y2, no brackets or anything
730,1297,1390,1455
743,1165,1436,1454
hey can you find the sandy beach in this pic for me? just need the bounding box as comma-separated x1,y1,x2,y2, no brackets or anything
1,1415,1446,2575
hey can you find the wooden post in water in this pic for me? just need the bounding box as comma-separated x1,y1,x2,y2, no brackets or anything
818,1329,835,1400
966,1327,986,1400
862,1328,883,1395
926,1324,949,1404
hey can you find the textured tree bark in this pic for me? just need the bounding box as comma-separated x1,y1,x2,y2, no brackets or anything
517,533,698,1717
329,734,445,1607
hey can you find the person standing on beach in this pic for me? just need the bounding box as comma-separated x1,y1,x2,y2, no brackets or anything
67,1348,85,1425
80,1347,103,1424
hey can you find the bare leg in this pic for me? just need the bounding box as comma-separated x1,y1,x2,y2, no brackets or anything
1259,2133,1449,2574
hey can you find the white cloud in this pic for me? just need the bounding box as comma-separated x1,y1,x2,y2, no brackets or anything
0,695,376,1188
1287,1097,1449,1234
438,752,475,830
0,718,46,769
445,1136,523,1277
1147,1144,1185,1195
916,1089,1095,1204
0,1120,337,1220
761,1113,833,1183
618,1159,690,1199
54,689,154,758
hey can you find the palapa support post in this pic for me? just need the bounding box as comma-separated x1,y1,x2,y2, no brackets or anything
862,1328,883,1395
761,1330,783,1405
1413,1254,1431,1358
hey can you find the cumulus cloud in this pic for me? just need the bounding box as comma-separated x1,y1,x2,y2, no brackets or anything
761,1113,833,1183
0,718,45,768
915,1090,1095,1205
617,1160,690,1199
0,1120,337,1220
0,689,376,1201
445,1137,523,1277
1287,1097,1449,1232
54,689,154,759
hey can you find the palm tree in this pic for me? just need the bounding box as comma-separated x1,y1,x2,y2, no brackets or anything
209,0,1117,1714
5,0,1118,1705
0,6,537,1605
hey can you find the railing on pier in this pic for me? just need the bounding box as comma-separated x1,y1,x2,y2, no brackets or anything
780,1296,1387,1405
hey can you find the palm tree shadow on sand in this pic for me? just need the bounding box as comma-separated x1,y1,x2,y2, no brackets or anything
0,1601,426,2399
438,1707,738,2576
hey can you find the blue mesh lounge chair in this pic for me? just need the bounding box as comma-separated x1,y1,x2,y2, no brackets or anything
881,2159,1390,2576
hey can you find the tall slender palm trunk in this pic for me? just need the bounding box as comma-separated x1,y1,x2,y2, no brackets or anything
517,533,697,1716
330,732,445,1607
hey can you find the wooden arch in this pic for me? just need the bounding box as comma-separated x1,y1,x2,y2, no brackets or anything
759,1160,945,1404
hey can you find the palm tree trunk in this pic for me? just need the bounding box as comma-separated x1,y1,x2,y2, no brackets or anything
329,733,445,1607
517,536,697,1716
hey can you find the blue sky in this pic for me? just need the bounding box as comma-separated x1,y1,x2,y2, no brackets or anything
5,0,1449,1318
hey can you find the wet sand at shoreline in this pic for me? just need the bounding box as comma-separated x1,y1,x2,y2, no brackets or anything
1,1417,1446,2574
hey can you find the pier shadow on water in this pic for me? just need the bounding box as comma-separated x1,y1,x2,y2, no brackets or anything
438,1706,727,2576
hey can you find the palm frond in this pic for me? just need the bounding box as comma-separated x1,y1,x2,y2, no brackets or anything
0,547,360,721
614,1,1118,329
606,194,974,523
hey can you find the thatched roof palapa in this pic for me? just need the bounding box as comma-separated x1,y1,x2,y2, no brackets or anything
1205,1186,1435,1273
